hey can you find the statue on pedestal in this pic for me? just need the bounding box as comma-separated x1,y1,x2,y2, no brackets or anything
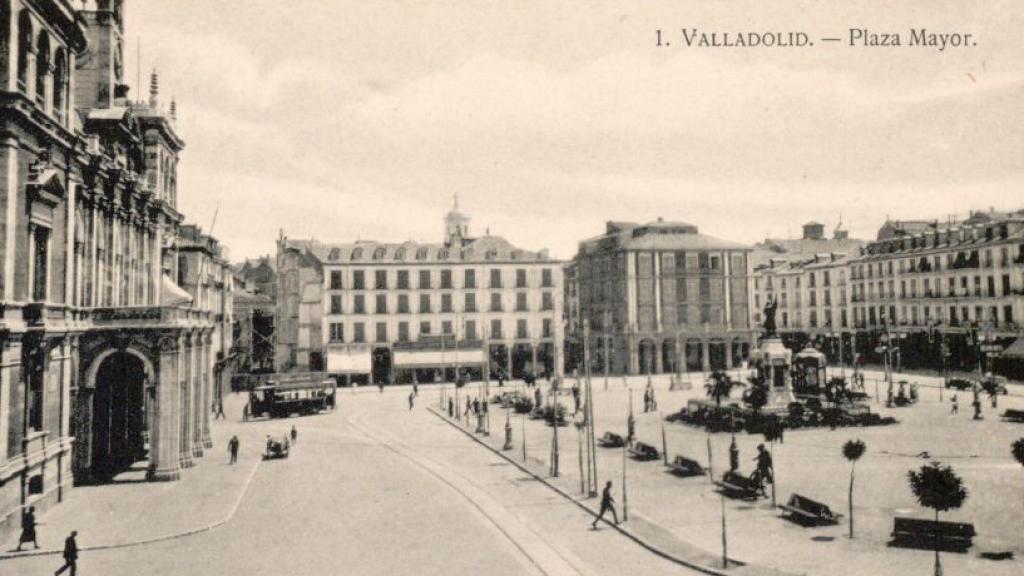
762,295,778,338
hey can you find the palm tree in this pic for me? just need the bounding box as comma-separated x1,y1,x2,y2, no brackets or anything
705,370,742,407
1012,438,1024,551
842,439,867,538
908,462,968,576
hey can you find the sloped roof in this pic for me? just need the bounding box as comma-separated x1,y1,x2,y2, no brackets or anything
750,237,865,267
160,275,193,306
302,234,553,265
582,220,748,254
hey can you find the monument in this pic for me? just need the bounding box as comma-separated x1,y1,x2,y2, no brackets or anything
752,295,795,412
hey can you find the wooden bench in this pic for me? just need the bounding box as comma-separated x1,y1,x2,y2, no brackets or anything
714,471,763,500
779,494,842,526
1002,409,1024,423
889,517,976,553
628,441,660,461
670,455,705,477
598,432,625,448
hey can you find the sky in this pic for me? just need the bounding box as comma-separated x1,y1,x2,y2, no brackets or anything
123,1,1023,262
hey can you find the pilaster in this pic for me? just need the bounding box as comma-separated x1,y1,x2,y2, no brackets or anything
149,335,180,481
178,333,194,468
201,332,212,449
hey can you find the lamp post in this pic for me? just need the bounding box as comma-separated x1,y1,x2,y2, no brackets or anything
550,378,560,477
583,318,598,496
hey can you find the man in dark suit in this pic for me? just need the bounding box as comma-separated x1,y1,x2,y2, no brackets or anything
55,530,77,576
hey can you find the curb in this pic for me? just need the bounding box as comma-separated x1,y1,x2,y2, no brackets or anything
427,406,743,576
0,457,261,561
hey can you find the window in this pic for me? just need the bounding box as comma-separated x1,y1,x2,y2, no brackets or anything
490,293,502,312
419,270,431,289
353,294,365,314
352,270,365,290
330,294,343,314
464,292,477,312
31,226,49,302
397,270,409,289
374,270,387,290
329,323,344,342
441,269,453,289
419,321,431,335
517,319,528,339
398,322,410,342
398,294,410,314
375,322,387,342
28,363,43,431
490,319,502,339
516,269,527,288
542,319,552,338
353,322,366,343
542,268,553,287
490,269,502,288
375,294,387,314
419,294,431,313
441,293,453,312
17,11,32,92
329,271,342,290
53,48,67,122
465,320,477,340
516,292,528,311
464,269,476,288
541,292,553,311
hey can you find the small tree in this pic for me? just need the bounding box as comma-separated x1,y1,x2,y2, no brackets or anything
1012,438,1024,551
908,462,968,576
743,371,769,413
842,439,867,539
706,370,743,407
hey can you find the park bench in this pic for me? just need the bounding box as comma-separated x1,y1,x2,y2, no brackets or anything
779,494,842,526
714,471,763,500
1001,409,1024,423
598,432,625,448
669,455,705,477
889,517,976,553
628,441,660,461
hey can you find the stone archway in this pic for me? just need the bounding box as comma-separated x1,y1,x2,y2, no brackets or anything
638,338,658,375
89,350,152,479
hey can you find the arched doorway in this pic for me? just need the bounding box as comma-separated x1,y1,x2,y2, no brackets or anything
662,339,677,374
371,347,392,385
92,351,148,479
638,339,657,374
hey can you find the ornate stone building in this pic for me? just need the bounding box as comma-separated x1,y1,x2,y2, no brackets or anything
574,219,752,375
0,0,224,541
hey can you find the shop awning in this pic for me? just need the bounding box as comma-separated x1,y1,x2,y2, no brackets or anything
393,348,485,368
1002,337,1024,359
327,345,372,373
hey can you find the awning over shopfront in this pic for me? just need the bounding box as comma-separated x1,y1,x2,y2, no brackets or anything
393,348,484,368
1002,337,1024,359
327,345,372,373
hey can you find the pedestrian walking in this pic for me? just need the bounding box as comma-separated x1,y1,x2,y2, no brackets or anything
642,388,650,413
413,381,419,397
472,398,481,416
448,397,454,417
571,382,580,415
950,394,958,415
215,399,226,420
729,437,739,473
228,435,240,465
378,381,384,394
16,506,39,551
408,391,415,410
54,530,77,576
242,402,250,422
649,388,657,411
752,444,774,496
534,386,542,409
591,481,619,528
498,371,504,388
290,425,298,444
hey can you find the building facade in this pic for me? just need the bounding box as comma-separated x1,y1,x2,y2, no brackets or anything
0,0,223,541
850,210,1024,374
574,219,752,375
289,203,564,385
231,256,275,376
274,239,323,372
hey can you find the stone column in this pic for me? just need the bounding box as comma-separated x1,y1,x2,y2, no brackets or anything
725,339,734,368
530,344,538,376
1,139,18,300
653,341,662,374
701,340,711,372
677,338,687,374
505,345,512,378
628,337,639,375
178,333,194,469
201,332,213,450
191,333,204,458
150,335,181,481
0,334,23,466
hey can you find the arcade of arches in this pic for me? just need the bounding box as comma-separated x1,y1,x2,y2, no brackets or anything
590,334,753,375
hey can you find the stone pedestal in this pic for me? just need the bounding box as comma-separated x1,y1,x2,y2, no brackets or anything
759,337,795,411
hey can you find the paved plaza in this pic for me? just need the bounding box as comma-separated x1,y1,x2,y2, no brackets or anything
457,369,1024,576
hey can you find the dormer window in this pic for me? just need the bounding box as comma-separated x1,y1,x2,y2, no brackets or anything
394,248,406,260
351,247,363,261
328,248,340,261
416,247,428,260
372,247,385,260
